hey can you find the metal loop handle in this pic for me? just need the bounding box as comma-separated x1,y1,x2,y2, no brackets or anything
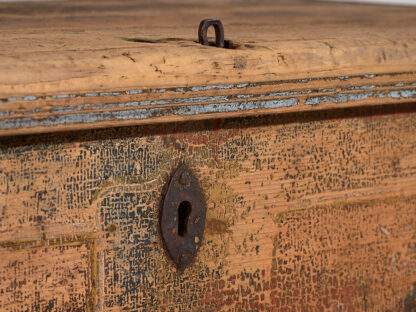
198,19,225,48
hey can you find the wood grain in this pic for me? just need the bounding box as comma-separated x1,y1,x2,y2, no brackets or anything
0,0,415,134
0,105,415,311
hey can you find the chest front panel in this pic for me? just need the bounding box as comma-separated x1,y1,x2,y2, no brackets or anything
0,106,415,311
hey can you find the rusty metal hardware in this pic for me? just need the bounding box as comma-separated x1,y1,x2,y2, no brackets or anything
160,164,207,269
198,18,225,48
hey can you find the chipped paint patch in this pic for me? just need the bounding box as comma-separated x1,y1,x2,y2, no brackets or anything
0,98,298,129
305,88,416,105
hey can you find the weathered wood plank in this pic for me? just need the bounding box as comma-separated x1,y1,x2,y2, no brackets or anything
0,105,415,310
1,0,416,95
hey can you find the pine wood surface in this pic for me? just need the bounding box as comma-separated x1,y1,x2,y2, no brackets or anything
0,105,415,311
0,0,415,135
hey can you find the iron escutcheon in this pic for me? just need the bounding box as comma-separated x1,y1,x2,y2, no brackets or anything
161,164,206,269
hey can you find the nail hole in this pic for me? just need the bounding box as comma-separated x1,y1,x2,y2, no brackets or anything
178,201,192,237
193,39,240,49
224,40,241,49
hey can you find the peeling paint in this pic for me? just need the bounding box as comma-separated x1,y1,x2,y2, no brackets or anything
1,72,415,134
191,84,234,92
305,88,416,105
1,84,415,130
1,71,414,104
342,85,375,91
1,97,296,129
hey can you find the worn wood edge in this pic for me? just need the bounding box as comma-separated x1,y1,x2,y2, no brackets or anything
0,71,415,136
1,31,416,96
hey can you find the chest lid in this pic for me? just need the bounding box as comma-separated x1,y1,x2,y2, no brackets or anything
0,0,415,136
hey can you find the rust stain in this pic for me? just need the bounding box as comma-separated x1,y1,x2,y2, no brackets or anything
205,218,230,235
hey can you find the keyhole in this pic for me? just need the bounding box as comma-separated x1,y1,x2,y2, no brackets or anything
178,201,192,237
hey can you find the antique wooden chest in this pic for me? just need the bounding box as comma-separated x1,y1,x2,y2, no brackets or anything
1,0,416,311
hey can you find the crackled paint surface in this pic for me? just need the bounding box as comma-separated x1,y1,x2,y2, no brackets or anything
0,105,416,311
